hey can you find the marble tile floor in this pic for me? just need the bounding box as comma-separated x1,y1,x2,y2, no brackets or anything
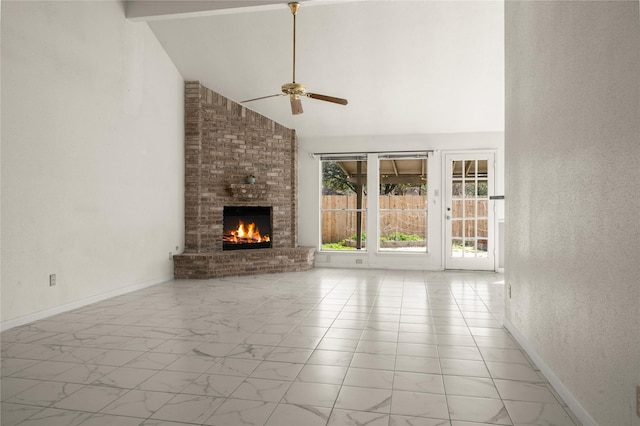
1,268,581,426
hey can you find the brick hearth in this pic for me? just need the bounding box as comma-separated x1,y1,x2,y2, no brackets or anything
173,82,314,279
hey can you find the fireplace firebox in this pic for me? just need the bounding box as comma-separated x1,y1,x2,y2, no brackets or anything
223,206,272,250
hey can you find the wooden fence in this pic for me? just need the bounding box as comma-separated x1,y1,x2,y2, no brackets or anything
321,195,489,243
322,195,427,243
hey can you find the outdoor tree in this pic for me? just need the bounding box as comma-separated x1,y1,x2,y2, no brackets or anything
322,161,358,194
379,183,426,195
322,161,426,195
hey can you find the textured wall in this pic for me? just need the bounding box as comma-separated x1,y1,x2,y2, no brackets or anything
505,1,640,424
1,1,184,324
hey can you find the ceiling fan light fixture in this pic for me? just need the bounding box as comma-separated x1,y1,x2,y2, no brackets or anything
282,82,307,96
290,96,304,115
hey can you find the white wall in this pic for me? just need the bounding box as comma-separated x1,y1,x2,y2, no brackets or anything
298,132,504,270
505,1,640,425
1,1,184,326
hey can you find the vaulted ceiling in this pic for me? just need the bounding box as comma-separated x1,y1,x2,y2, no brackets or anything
129,1,504,139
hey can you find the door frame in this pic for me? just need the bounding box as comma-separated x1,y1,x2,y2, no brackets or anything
442,150,497,271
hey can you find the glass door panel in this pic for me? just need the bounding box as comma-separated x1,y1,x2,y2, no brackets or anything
445,154,495,270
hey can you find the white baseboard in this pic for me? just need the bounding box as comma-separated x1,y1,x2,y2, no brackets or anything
1,275,173,332
503,317,597,426
319,263,444,271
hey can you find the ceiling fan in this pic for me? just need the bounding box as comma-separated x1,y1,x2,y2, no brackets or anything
241,2,348,115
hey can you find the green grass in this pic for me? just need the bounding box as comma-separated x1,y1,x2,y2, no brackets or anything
323,231,424,251
349,232,367,241
322,242,356,250
380,232,422,242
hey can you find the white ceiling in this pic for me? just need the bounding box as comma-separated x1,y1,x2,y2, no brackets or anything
136,1,504,139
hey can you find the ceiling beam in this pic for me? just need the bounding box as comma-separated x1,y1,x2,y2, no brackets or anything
126,1,290,22
125,0,358,22
391,160,399,176
335,161,351,177
347,176,426,185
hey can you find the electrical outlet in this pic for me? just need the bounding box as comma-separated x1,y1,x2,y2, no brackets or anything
49,274,56,287
636,385,640,417
355,259,363,264
507,284,512,299
326,255,331,263
169,252,173,260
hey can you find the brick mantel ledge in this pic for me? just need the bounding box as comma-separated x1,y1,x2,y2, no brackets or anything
227,183,268,201
174,247,315,279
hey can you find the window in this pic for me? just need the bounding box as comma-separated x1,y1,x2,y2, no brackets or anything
378,155,428,252
321,156,367,251
320,152,431,253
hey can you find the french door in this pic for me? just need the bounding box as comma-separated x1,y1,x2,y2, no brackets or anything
444,153,495,270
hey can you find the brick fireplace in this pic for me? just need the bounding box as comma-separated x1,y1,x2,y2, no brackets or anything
173,82,315,279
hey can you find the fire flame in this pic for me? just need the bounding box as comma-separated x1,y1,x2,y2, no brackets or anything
224,221,270,244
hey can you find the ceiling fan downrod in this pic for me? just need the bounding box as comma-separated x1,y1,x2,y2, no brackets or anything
289,2,300,84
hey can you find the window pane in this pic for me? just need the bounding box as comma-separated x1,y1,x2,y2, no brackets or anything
465,182,476,196
465,239,477,255
452,181,463,197
322,159,367,251
464,219,476,238
477,219,488,238
464,200,475,217
477,238,488,257
452,219,463,238
452,160,463,178
478,160,488,178
379,157,428,253
452,239,463,257
477,200,489,218
465,160,476,178
478,180,488,197
452,200,463,218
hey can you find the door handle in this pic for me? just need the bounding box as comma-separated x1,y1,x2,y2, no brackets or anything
446,215,451,220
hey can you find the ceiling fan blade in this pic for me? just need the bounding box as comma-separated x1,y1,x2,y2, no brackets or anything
306,93,348,106
241,94,283,103
290,97,303,115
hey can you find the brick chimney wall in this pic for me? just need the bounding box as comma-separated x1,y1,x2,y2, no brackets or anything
175,82,314,279
184,81,298,253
